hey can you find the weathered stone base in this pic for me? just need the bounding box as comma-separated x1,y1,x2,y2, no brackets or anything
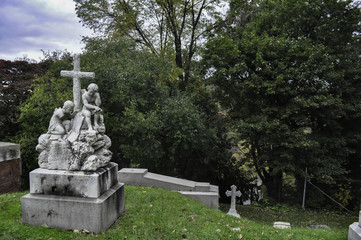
227,209,240,218
349,222,361,240
30,162,118,198
21,182,125,233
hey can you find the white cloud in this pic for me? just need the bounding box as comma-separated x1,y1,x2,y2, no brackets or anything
0,0,93,61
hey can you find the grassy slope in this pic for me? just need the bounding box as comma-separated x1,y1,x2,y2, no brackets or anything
0,186,354,240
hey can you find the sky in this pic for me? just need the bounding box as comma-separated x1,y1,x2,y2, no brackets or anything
0,0,93,62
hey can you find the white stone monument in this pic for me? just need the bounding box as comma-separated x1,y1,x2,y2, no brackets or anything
349,211,361,240
21,54,125,233
273,221,291,229
226,185,241,218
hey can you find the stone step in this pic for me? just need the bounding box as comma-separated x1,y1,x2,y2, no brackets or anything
144,172,196,191
178,191,219,209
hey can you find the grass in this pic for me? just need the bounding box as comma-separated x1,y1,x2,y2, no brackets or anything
221,203,355,229
0,186,356,240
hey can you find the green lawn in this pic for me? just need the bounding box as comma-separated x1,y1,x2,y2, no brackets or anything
0,186,355,239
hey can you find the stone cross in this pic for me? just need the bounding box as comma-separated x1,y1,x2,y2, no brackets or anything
226,185,241,218
60,54,95,112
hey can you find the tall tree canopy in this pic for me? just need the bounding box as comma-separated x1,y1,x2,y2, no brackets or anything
0,59,50,141
204,0,361,204
74,0,226,89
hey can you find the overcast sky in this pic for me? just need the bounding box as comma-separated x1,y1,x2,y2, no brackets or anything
0,0,93,62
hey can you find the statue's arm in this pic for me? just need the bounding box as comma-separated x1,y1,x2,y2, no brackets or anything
95,93,101,107
82,93,101,112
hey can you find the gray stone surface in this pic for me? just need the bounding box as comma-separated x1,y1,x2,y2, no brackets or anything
178,191,219,209
22,182,125,233
349,222,361,240
36,55,112,172
349,211,361,240
0,142,20,162
226,185,241,218
118,168,219,209
143,172,196,191
273,221,291,229
194,182,211,192
30,162,118,198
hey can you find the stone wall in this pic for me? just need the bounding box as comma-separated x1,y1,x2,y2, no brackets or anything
0,142,21,193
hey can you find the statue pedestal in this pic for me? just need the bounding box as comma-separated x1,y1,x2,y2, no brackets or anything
21,163,125,233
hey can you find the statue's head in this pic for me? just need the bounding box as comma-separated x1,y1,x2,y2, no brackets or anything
63,101,74,114
87,83,99,94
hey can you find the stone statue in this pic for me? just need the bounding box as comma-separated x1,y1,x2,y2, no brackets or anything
82,83,102,130
47,100,75,136
35,55,112,171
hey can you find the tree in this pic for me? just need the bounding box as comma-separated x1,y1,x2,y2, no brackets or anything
0,59,50,141
18,37,235,192
204,0,361,204
74,0,226,89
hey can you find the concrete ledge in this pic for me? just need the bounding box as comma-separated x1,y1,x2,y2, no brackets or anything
349,222,361,240
118,168,219,209
144,173,196,191
30,163,118,198
178,191,219,209
0,142,20,162
21,182,125,233
118,168,148,185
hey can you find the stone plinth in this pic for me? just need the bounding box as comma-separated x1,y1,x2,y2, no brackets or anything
349,211,361,240
30,162,118,198
0,142,21,193
21,163,124,233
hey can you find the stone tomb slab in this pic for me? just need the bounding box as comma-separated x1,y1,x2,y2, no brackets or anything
22,182,125,234
30,162,118,198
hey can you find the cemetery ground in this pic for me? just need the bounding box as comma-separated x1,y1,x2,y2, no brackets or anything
0,186,355,240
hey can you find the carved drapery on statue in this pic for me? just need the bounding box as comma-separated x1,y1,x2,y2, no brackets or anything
36,54,112,171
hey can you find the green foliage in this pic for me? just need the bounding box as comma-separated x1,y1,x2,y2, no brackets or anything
0,59,50,141
81,38,233,183
203,0,361,204
0,188,350,239
17,37,234,190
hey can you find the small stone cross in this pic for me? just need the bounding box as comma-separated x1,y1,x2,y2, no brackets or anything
226,185,241,218
60,54,95,112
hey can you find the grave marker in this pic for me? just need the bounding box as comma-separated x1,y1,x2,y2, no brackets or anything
226,185,241,218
